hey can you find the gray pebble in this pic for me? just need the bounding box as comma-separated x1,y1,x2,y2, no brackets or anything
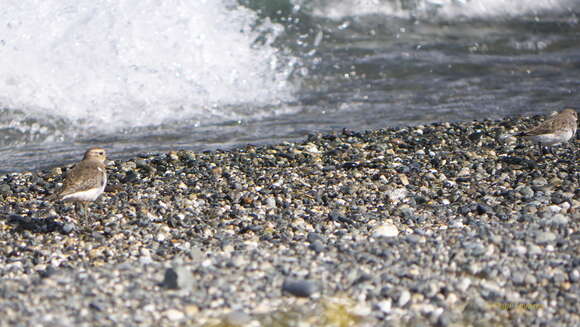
307,232,324,243
309,240,325,253
225,311,252,325
569,270,579,283
518,186,534,199
532,178,548,187
0,184,12,195
512,272,525,285
535,231,557,244
282,278,318,298
524,274,538,285
528,244,542,255
436,312,452,327
546,214,569,226
62,223,75,234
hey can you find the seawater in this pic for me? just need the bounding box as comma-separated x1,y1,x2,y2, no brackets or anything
0,0,579,173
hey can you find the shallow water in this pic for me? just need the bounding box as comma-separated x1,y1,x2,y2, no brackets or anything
1,0,579,173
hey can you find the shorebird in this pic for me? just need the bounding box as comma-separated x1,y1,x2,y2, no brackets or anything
516,108,577,155
54,147,107,220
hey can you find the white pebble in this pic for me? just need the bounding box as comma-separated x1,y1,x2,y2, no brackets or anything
398,290,411,307
457,278,471,292
265,197,277,208
373,222,399,238
499,134,517,144
386,188,407,203
351,303,371,316
546,205,561,213
303,144,320,153
140,248,151,257
164,309,184,321
156,233,166,242
458,167,470,177
376,299,392,313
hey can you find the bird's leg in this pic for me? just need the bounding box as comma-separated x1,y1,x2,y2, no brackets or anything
541,146,554,157
73,202,80,220
532,143,542,160
83,202,90,222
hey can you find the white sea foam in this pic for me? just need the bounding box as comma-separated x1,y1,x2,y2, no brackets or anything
309,0,577,20
0,0,296,133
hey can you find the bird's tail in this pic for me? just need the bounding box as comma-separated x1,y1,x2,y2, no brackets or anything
45,190,62,201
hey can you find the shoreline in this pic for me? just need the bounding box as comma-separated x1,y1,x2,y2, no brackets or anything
0,115,578,326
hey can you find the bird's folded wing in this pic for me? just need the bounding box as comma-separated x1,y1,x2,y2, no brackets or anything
521,119,557,136
58,161,106,197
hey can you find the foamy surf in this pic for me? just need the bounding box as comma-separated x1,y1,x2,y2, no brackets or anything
0,0,296,136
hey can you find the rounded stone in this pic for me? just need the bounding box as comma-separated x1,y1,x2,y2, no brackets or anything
397,289,411,307
535,231,557,244
282,279,318,298
225,311,252,325
546,214,569,226
376,299,392,313
164,309,184,321
309,240,325,253
0,184,12,195
373,222,399,238
62,223,75,234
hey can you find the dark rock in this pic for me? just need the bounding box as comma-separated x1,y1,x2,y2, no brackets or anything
122,170,139,183
352,273,373,286
309,240,325,253
39,266,57,279
500,156,537,169
282,278,318,298
161,267,193,290
6,215,62,234
342,162,360,170
468,132,483,142
456,177,471,183
307,232,324,243
476,203,492,215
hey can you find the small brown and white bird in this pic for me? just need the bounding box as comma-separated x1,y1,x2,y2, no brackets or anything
517,108,577,154
54,147,107,219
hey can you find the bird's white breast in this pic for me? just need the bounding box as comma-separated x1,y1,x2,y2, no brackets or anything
527,129,574,146
61,170,107,201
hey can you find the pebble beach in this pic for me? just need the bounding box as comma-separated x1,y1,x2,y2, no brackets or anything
0,115,578,326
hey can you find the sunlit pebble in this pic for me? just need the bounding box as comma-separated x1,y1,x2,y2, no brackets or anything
376,299,392,313
373,223,399,238
164,309,184,321
156,233,166,242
